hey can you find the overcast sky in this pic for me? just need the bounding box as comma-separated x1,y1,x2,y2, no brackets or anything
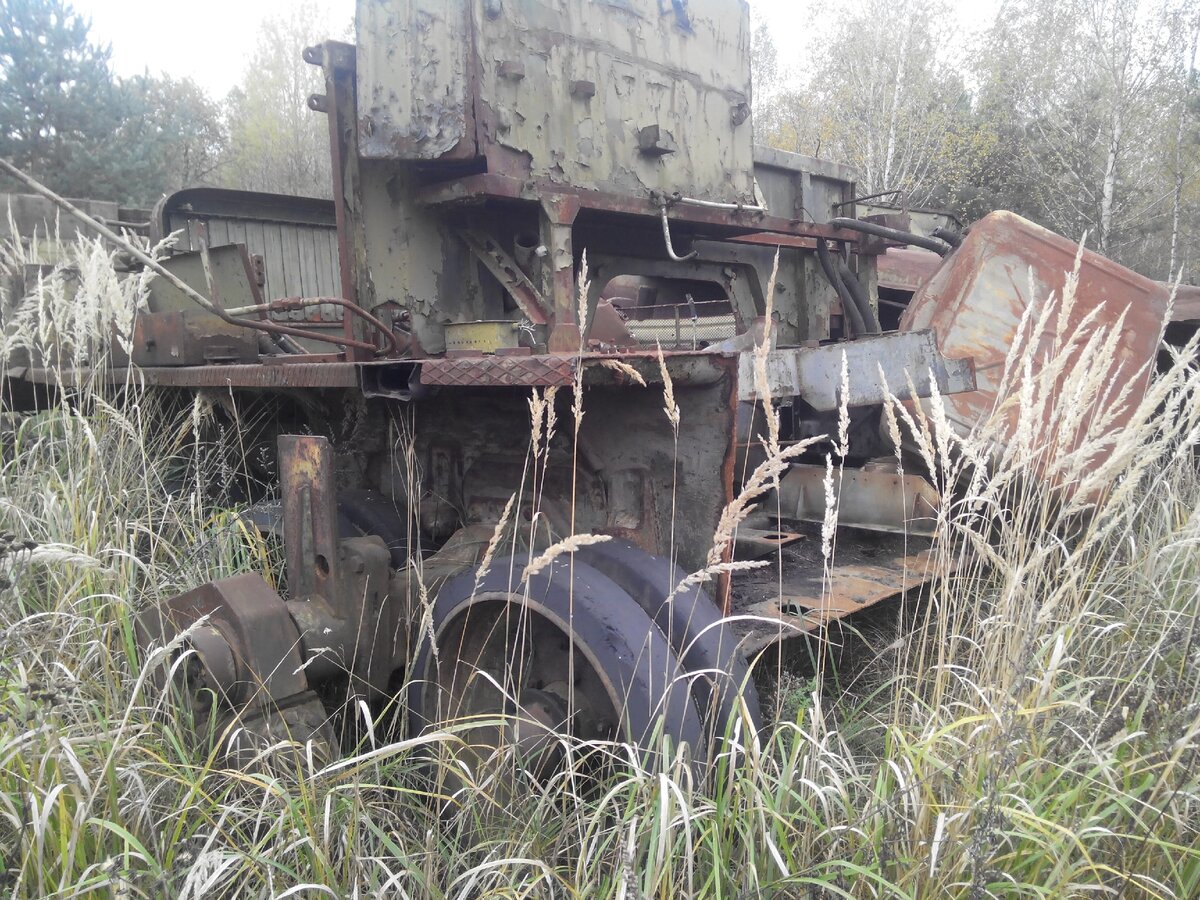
70,0,1001,99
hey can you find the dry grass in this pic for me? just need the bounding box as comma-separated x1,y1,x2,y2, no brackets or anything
0,235,1196,897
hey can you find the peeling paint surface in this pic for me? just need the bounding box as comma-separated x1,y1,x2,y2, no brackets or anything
900,211,1170,469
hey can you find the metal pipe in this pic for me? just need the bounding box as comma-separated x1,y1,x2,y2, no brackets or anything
225,295,400,356
837,260,881,334
661,205,698,262
932,226,963,248
831,189,903,210
816,239,867,337
0,157,386,356
674,195,768,213
828,216,950,256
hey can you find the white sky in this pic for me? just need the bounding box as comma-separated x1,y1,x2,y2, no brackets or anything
70,0,1002,99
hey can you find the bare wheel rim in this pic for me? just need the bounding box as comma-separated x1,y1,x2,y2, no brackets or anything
409,554,706,775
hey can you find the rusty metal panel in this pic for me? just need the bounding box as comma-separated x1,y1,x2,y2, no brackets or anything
279,435,339,605
146,244,260,313
419,354,576,387
357,1,755,199
737,329,976,410
752,146,856,225
355,0,471,159
899,210,1171,462
131,311,258,367
473,0,754,200
22,362,362,389
136,572,309,705
154,188,340,303
738,549,941,657
1169,283,1200,323
776,463,941,536
877,246,941,294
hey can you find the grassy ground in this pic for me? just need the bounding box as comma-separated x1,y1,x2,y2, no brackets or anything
0,237,1198,897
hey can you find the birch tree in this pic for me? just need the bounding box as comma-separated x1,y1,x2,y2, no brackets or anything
221,1,333,198
755,0,977,205
973,0,1188,264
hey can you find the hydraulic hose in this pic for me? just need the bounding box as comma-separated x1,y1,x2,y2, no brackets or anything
837,260,881,334
816,239,867,337
931,225,963,248
828,216,951,256
0,156,390,356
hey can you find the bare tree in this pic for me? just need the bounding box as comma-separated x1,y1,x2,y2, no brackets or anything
755,0,973,205
976,0,1188,263
221,1,334,198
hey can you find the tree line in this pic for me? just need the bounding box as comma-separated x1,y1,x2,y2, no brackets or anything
4,0,1197,283
755,0,1200,282
0,0,333,208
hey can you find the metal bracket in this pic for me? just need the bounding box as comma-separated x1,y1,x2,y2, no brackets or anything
737,329,976,410
279,434,339,606
458,228,551,326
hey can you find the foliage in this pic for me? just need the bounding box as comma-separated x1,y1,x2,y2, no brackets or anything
755,0,1200,280
114,75,227,205
756,0,980,208
220,0,333,199
968,0,1193,264
0,0,227,207
0,0,124,199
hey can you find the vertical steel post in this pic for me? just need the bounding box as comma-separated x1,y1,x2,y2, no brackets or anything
278,434,339,606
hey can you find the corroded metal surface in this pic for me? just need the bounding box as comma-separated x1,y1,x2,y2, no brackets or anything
279,435,339,606
419,354,577,388
776,463,941,536
355,0,471,160
135,572,310,708
736,546,942,658
131,310,258,367
357,0,756,202
877,246,941,293
900,211,1171,463
737,329,977,410
22,362,361,388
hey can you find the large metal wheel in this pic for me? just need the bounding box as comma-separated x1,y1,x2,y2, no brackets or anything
574,539,762,747
408,553,706,777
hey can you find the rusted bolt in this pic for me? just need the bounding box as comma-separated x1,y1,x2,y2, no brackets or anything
308,94,328,113
637,125,676,156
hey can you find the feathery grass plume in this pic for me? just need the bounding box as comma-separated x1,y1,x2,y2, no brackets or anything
475,493,516,588
655,341,680,434
544,385,560,448
521,533,612,581
572,253,589,429
877,363,904,457
751,249,783,459
820,453,836,562
528,387,548,462
599,359,647,387
836,350,850,459
2,232,1200,897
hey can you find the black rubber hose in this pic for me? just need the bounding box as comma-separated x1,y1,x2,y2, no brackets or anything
828,217,951,256
817,239,867,337
932,225,963,248
837,260,882,334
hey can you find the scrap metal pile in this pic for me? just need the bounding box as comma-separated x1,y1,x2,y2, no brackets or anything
0,0,1172,770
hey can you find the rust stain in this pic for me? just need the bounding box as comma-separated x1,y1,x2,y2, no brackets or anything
900,211,1171,480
